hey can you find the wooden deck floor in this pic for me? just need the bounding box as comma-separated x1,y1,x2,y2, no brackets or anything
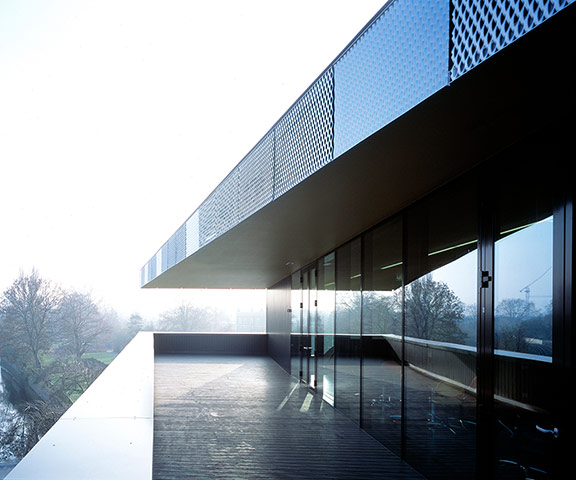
153,355,425,480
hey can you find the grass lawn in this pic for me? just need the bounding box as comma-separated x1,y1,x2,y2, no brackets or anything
82,352,117,365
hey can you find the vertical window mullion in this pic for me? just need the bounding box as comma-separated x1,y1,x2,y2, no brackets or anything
400,212,408,461
476,182,495,480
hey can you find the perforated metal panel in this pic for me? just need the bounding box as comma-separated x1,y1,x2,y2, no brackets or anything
160,242,169,274
274,69,334,199
237,130,275,222
141,0,574,287
450,0,574,80
147,259,154,283
155,251,162,280
198,168,240,247
185,210,200,257
334,0,449,158
174,224,187,264
161,225,186,271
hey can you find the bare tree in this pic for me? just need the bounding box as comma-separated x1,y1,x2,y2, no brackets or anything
403,274,466,344
47,356,106,401
157,302,226,332
57,291,107,360
99,307,127,352
0,270,62,369
127,313,144,338
496,297,538,321
495,298,542,352
0,399,66,458
362,291,401,335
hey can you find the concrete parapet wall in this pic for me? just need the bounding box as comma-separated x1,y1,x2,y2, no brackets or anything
153,332,268,356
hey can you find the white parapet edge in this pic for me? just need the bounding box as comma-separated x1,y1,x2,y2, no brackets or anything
5,332,154,480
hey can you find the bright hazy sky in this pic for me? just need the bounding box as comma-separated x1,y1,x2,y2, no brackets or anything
0,1,385,320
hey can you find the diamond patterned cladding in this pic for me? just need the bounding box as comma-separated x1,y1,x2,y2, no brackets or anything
147,257,156,283
451,0,575,80
273,68,334,199
185,210,200,258
334,0,449,158
161,224,186,272
237,130,275,223
198,167,240,247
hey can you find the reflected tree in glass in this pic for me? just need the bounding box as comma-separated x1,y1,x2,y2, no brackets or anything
403,274,466,344
335,238,361,423
495,218,553,357
403,175,478,480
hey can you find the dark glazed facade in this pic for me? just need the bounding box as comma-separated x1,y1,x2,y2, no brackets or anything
267,122,573,479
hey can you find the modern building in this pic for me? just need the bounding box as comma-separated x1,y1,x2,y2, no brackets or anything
6,1,574,479
139,1,574,479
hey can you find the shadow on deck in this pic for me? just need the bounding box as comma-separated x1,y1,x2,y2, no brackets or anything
153,354,425,480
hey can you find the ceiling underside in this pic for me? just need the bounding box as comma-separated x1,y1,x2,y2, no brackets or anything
143,8,574,289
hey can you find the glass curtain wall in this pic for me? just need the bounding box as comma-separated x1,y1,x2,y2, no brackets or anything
361,216,403,456
335,238,362,423
285,141,569,480
403,176,478,480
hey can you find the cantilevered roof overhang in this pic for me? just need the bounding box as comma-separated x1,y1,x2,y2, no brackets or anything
142,2,574,290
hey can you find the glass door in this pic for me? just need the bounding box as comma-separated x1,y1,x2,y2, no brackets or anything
300,267,318,388
493,214,558,479
290,272,302,379
403,175,478,479
484,149,569,480
309,267,318,389
317,253,336,404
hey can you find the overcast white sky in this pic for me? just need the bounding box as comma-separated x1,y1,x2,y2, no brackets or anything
0,1,385,320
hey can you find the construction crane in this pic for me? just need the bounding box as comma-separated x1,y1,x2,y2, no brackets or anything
520,267,552,304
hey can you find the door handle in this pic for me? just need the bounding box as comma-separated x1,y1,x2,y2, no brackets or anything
481,270,492,288
536,425,559,438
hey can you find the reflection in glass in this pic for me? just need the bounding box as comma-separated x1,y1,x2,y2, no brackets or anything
308,268,317,389
362,216,403,456
495,218,553,357
317,253,336,405
335,238,362,423
298,268,318,388
301,271,311,385
404,177,478,480
493,160,556,479
290,272,301,378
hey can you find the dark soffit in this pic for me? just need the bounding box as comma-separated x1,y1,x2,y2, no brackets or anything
143,6,574,289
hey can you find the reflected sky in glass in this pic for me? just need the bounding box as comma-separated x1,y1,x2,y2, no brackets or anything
431,249,478,307
495,218,553,312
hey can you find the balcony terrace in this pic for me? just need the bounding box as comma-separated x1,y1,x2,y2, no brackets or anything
153,352,424,480
5,332,426,480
